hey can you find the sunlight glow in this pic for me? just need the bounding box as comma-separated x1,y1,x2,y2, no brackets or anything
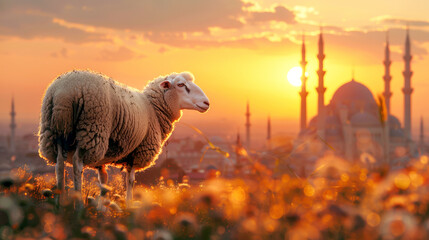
287,66,307,87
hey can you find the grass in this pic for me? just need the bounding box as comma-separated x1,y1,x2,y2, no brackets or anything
0,154,429,240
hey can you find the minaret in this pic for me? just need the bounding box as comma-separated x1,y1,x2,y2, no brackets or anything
245,101,251,149
402,28,413,140
235,131,242,166
267,116,271,141
10,97,16,154
420,117,425,153
299,34,308,131
383,32,393,116
316,28,326,137
267,116,271,150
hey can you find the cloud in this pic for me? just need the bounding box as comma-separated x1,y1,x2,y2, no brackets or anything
1,0,246,34
247,5,296,24
1,0,429,61
143,32,297,54
0,0,250,46
293,6,318,20
373,16,429,27
99,46,137,61
242,2,255,8
0,10,109,43
322,28,429,63
322,25,345,33
140,22,429,61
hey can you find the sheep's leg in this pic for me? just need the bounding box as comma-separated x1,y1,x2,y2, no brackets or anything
97,165,108,197
72,149,84,207
55,144,65,206
95,165,109,211
125,166,135,205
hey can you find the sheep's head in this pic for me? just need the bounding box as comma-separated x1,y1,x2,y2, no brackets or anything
160,72,210,113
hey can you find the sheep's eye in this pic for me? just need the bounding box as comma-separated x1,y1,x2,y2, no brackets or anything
178,83,185,87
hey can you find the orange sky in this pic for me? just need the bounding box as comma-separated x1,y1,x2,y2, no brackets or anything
1,0,429,143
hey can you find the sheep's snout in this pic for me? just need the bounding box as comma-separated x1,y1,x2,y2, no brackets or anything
195,97,210,113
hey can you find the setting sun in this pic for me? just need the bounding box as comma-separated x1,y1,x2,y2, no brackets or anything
287,66,305,87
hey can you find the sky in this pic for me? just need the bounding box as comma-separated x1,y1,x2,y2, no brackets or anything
1,0,429,143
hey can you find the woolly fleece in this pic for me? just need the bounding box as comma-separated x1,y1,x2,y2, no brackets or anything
38,70,193,170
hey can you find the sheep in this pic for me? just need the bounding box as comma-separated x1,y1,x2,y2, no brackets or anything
38,70,210,203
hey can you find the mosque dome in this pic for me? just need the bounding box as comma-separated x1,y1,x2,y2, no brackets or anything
330,79,378,116
387,115,405,138
308,116,318,128
350,112,381,126
388,115,401,129
307,114,342,138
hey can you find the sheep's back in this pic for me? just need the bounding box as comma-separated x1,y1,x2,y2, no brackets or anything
39,70,149,167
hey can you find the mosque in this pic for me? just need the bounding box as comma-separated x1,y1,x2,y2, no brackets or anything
295,29,422,166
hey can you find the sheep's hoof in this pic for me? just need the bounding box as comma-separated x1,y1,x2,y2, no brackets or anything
109,202,122,212
100,184,112,196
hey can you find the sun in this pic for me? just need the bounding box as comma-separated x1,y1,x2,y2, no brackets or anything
287,66,306,87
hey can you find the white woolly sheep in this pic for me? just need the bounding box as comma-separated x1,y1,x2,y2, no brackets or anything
38,70,210,203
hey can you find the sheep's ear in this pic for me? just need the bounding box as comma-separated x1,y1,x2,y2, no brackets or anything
160,80,171,89
178,72,194,82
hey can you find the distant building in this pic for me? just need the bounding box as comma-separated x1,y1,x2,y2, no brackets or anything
267,116,271,150
10,97,16,154
295,29,416,171
419,117,425,155
160,137,202,171
245,101,251,149
0,97,53,174
160,136,232,174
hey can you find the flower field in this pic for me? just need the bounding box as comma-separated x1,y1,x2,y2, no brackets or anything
1,155,429,240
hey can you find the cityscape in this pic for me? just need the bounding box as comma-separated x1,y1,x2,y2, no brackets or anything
0,28,425,183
